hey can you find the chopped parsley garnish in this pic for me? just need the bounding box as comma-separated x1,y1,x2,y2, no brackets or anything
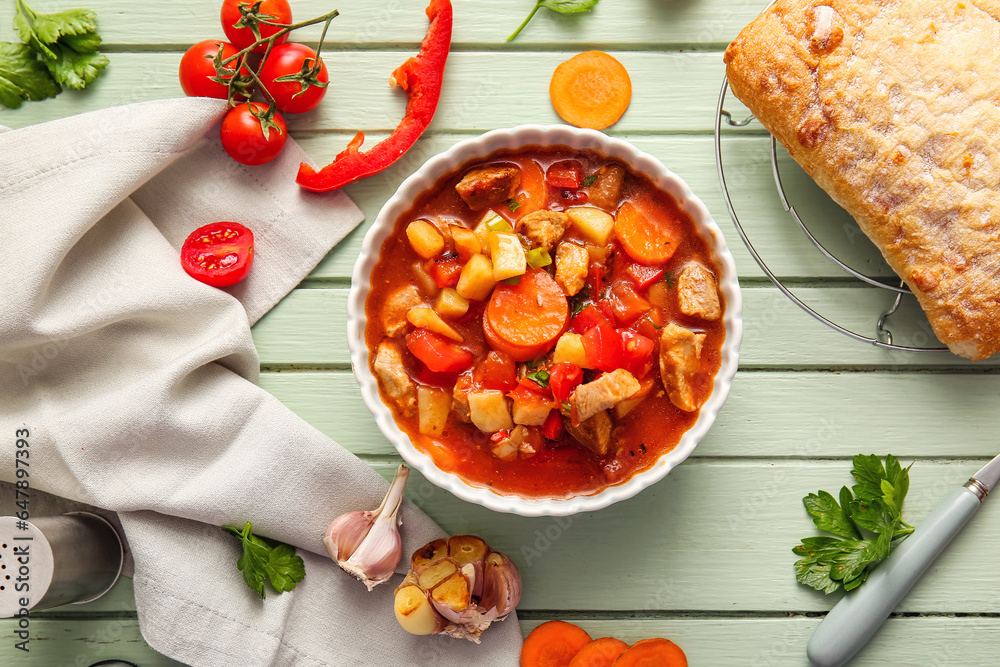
582,173,598,187
507,197,521,213
526,369,550,387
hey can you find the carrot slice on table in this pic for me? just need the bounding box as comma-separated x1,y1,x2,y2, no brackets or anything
612,638,688,667
568,637,629,667
550,51,632,130
521,620,593,667
614,196,684,265
485,269,569,361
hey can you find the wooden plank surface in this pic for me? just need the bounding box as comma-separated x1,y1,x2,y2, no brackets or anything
3,0,999,664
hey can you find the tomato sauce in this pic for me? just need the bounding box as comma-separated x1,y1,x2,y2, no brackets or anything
365,147,725,498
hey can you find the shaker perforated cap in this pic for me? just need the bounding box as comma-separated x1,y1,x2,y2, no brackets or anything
0,513,123,618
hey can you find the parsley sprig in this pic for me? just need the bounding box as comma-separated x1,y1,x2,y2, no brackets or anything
0,0,108,108
793,454,914,594
507,0,600,42
223,521,305,599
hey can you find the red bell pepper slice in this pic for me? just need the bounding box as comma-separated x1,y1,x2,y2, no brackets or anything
619,330,654,376
549,362,584,402
296,0,453,192
570,304,611,334
545,159,584,189
474,350,518,392
581,321,623,372
405,328,472,374
542,410,563,440
625,261,665,290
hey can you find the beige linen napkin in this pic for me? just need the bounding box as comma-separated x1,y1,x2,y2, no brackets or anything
0,98,522,666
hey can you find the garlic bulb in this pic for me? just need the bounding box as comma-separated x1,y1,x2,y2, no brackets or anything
393,535,522,643
324,464,409,591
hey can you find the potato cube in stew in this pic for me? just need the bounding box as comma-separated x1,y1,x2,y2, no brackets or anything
406,220,445,259
434,288,470,319
418,386,451,437
567,207,615,246
451,226,481,261
489,232,527,281
456,254,496,301
552,332,590,368
407,307,463,342
467,390,514,433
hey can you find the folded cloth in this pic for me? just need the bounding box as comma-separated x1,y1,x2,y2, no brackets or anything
0,98,522,666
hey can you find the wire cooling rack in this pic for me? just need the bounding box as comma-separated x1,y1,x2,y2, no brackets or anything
713,77,948,353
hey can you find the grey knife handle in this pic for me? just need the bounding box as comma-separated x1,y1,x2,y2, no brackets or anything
807,487,982,667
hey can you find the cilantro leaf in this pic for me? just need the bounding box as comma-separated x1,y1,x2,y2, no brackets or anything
14,5,98,45
0,41,59,108
581,174,598,187
44,41,107,89
223,521,305,599
526,369,550,387
508,0,601,41
793,454,914,594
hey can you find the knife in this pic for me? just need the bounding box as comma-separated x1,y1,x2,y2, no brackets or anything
807,453,1000,667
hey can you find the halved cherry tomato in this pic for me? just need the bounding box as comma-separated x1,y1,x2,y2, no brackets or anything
581,321,623,372
619,330,654,376
570,304,611,334
549,362,584,402
181,221,255,287
546,159,584,189
542,409,563,440
405,329,473,374
475,350,517,391
427,255,463,288
221,0,292,52
625,261,665,290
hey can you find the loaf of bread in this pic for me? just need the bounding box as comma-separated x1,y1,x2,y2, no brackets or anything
725,0,1000,360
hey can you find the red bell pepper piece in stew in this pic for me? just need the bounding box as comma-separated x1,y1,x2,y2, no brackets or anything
545,159,584,189
296,0,452,192
548,362,584,403
581,321,624,372
406,329,472,374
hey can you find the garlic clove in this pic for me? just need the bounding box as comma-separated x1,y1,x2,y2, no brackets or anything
394,581,447,636
480,551,522,618
323,510,375,562
448,535,488,564
324,464,409,591
416,558,458,590
411,537,448,569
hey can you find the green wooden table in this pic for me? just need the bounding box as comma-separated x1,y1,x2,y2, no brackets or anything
4,0,1000,664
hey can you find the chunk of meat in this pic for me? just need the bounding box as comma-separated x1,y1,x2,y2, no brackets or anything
677,263,722,321
613,375,655,419
570,368,640,423
492,425,543,461
659,323,706,412
373,341,416,417
455,165,521,210
452,374,472,423
382,285,423,337
564,409,613,456
554,241,589,296
587,164,625,211
518,210,569,251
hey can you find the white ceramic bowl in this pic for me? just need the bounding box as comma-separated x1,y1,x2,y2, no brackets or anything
348,124,742,517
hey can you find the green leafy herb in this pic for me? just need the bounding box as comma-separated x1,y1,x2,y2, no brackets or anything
223,521,305,599
501,275,522,285
569,284,591,317
581,174,598,187
0,42,59,108
1,0,108,108
793,454,914,594
526,369,550,387
560,400,572,417
507,198,521,213
663,271,675,289
508,0,601,42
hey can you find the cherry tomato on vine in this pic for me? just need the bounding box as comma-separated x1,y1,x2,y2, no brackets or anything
181,222,255,287
221,0,292,53
258,43,329,114
220,102,288,166
179,40,243,99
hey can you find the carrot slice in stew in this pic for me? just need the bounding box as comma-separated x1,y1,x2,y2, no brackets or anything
521,620,593,667
486,269,568,361
612,638,688,667
549,51,632,130
614,198,683,266
504,158,546,222
567,637,629,667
